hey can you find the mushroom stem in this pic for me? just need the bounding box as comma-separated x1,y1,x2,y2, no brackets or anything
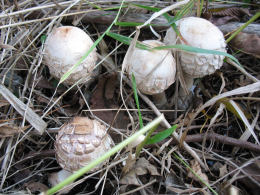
152,92,168,108
49,169,73,194
179,73,194,97
178,73,194,110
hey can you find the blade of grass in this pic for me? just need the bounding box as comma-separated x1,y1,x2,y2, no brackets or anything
173,152,218,195
116,21,144,27
131,74,143,128
45,114,164,195
59,1,125,84
106,31,151,50
135,124,159,157
146,124,177,145
106,31,241,66
154,44,241,66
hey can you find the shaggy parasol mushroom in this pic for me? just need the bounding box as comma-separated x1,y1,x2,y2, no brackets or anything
126,40,176,108
164,17,226,109
44,26,98,85
49,117,113,193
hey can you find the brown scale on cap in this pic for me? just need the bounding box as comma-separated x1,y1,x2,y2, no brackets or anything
55,117,114,172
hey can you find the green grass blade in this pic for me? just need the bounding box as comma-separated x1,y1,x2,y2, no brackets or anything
116,21,143,27
129,3,174,26
45,115,164,195
131,74,143,128
173,0,194,22
136,124,158,157
40,35,47,44
173,152,218,195
154,44,241,66
146,124,177,145
106,32,151,50
59,1,125,84
106,31,241,66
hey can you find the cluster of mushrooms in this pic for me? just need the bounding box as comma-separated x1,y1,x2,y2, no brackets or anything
44,17,226,191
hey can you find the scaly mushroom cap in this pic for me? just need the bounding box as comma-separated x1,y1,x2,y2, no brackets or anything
164,17,226,78
127,40,176,95
55,117,113,172
44,26,98,85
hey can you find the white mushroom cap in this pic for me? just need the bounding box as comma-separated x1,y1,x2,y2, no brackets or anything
164,17,226,78
127,40,176,95
44,26,98,85
55,117,113,172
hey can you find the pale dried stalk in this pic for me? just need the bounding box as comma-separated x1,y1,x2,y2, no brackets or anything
0,84,47,134
187,81,260,129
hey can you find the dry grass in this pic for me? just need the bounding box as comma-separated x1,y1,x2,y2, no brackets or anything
0,0,260,194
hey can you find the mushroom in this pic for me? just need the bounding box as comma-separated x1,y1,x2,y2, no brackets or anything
49,117,113,193
164,17,226,109
126,40,176,108
44,26,98,85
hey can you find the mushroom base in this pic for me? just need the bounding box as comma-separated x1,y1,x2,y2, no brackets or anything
178,73,194,110
152,92,168,108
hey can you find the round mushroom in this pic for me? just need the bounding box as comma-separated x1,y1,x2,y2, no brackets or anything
49,117,113,192
164,17,226,109
44,26,98,85
126,40,176,108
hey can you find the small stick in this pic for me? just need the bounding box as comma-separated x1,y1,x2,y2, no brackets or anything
182,132,260,153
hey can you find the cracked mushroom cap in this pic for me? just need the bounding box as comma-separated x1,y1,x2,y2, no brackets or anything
164,17,226,78
44,26,98,85
127,40,176,95
55,117,113,172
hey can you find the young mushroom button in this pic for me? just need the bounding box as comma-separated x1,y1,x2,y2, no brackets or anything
164,17,226,109
44,26,98,85
49,117,113,193
126,40,176,108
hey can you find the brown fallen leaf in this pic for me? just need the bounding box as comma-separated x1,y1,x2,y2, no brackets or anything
203,7,250,26
0,124,29,137
187,160,209,184
212,7,250,18
219,164,228,178
90,74,128,129
230,32,260,58
228,160,260,195
0,98,10,107
24,182,49,193
120,157,159,186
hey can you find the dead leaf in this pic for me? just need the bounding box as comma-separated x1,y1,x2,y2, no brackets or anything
219,164,228,178
120,169,140,186
230,32,260,58
24,182,49,193
212,8,250,18
0,99,10,107
122,153,136,175
203,7,250,26
228,160,260,195
210,16,238,26
120,157,159,186
135,157,160,176
187,160,209,184
0,124,29,137
165,173,187,193
104,73,117,100
90,74,128,129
